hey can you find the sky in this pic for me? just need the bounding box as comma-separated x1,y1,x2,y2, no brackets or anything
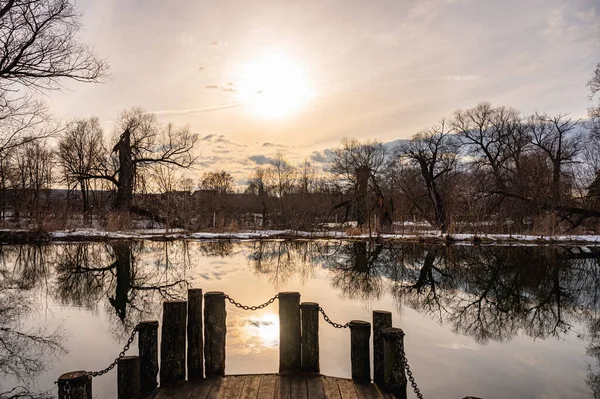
48,0,600,185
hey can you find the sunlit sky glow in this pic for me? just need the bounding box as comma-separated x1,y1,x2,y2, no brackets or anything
49,0,600,184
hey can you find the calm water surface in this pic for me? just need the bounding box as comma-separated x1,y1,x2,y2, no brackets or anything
1,240,600,398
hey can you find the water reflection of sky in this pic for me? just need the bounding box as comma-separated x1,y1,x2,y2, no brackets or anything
1,241,598,398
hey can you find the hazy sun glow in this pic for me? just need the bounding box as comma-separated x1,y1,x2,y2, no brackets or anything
236,52,314,119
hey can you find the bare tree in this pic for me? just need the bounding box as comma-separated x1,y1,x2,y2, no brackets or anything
0,0,107,172
247,166,270,226
199,170,234,194
73,108,198,215
396,121,458,232
57,118,104,214
588,62,600,138
330,138,390,227
267,153,296,225
525,113,581,207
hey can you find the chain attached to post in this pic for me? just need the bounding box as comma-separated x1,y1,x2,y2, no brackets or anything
401,341,424,399
88,327,138,377
318,306,349,329
224,293,279,311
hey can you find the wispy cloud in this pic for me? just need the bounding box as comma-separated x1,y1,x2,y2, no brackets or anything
150,103,240,116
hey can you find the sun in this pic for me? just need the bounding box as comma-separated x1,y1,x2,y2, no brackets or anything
236,52,314,119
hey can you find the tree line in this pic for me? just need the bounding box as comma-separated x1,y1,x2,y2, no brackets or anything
1,0,600,234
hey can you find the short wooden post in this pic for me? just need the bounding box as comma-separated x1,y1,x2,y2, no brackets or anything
349,320,371,383
279,292,301,372
383,327,407,399
117,356,140,399
301,302,319,372
188,288,204,380
136,320,158,393
160,301,187,385
373,310,392,385
57,371,92,399
204,291,226,378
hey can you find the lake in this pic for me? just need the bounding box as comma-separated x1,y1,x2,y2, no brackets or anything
1,239,599,398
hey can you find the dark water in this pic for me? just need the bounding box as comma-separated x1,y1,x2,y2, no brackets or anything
2,240,600,398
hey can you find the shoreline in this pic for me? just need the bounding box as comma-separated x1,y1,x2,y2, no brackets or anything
1,228,600,246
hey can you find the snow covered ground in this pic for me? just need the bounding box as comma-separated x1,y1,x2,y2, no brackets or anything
1,228,591,245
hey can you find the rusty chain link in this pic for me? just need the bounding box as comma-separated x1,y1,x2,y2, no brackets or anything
55,327,137,397
87,327,137,377
318,306,349,328
225,293,279,311
401,341,424,399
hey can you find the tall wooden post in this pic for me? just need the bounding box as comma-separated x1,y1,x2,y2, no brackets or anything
136,320,158,393
57,371,92,399
349,320,371,383
279,292,301,372
117,356,140,399
204,291,226,378
373,310,392,385
160,301,187,385
301,302,319,372
188,288,204,380
383,327,407,399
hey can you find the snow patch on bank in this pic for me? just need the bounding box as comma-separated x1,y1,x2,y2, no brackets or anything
28,228,600,245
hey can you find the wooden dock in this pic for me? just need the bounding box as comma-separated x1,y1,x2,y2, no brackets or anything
57,290,408,399
151,373,395,399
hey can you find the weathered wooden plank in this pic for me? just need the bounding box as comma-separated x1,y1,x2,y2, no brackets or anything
257,374,277,399
290,375,307,399
306,375,325,399
279,374,292,399
188,380,217,399
320,376,341,399
208,377,228,399
355,383,385,399
153,383,192,399
336,379,359,399
223,375,246,399
240,375,261,399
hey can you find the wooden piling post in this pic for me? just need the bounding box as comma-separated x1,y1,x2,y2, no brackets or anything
349,320,371,383
204,291,226,378
373,310,392,385
279,292,301,372
117,356,140,399
160,301,187,385
188,288,204,380
136,320,158,393
383,327,407,399
301,302,319,372
57,371,92,399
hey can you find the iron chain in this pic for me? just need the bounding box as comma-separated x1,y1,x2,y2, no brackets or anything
87,327,138,377
401,343,424,399
225,293,279,311
63,381,72,399
318,306,349,329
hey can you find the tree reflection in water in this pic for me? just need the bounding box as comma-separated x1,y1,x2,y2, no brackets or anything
0,241,193,397
0,245,62,398
55,241,190,333
249,241,600,396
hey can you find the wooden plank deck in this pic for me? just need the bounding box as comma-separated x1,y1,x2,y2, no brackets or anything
151,373,396,399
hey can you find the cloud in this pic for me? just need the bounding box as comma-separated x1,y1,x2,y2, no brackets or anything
248,155,274,165
439,75,481,81
150,103,240,116
205,84,238,93
310,150,335,164
201,134,217,141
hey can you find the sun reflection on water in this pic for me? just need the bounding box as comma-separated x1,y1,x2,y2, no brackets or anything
244,313,280,348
